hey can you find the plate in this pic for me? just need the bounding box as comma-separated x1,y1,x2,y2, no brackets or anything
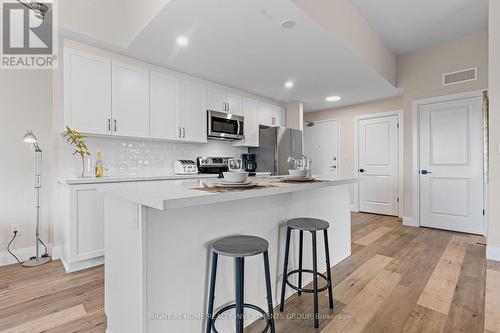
219,180,253,185
280,176,315,182
213,181,257,188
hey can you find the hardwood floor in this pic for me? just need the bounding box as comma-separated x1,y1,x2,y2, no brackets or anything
0,213,495,333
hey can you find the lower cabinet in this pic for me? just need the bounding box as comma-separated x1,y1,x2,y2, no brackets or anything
58,184,107,273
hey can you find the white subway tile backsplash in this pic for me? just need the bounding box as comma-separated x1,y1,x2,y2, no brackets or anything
60,136,247,178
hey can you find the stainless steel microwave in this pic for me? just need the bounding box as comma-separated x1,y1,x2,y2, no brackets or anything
207,110,244,140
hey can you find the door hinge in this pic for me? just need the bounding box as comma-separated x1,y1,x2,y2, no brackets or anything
397,123,400,128
397,197,400,203
483,209,486,216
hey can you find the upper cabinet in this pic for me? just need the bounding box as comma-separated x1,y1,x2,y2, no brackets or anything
181,81,207,143
112,62,150,138
259,103,285,127
206,88,243,115
150,72,181,140
63,47,278,144
63,48,111,135
233,98,259,147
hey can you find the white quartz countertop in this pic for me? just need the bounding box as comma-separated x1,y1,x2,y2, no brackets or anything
98,176,358,210
60,172,272,185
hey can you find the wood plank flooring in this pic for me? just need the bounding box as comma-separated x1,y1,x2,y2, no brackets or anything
0,212,495,333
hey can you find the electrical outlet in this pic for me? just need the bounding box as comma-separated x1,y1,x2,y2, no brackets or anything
11,224,20,235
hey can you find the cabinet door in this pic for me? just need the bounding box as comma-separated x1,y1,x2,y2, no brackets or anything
234,98,259,147
259,103,274,126
272,105,285,127
64,48,111,135
70,189,104,261
226,93,243,115
181,81,207,143
112,62,150,137
150,72,181,140
206,88,226,112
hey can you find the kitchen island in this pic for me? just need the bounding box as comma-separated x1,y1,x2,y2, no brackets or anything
99,176,357,333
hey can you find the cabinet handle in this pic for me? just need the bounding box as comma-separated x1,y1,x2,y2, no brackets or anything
178,127,182,138
107,118,111,132
182,127,186,138
114,119,117,132
226,102,230,112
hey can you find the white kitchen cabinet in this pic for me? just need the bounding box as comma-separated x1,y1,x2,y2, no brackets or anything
57,184,106,273
206,88,243,115
112,62,150,138
63,48,111,135
206,88,227,112
233,98,259,147
181,81,207,143
150,72,181,140
259,103,285,127
226,93,243,115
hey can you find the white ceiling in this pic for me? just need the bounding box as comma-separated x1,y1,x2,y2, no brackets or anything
111,0,401,112
350,0,489,55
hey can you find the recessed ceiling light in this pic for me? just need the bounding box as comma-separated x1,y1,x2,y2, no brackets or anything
285,81,294,88
326,96,341,102
176,36,188,46
281,19,296,30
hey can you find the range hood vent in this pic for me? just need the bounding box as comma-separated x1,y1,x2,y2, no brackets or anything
442,68,477,86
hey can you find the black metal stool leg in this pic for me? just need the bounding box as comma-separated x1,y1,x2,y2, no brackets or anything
206,252,218,333
263,251,276,333
298,230,303,296
235,257,244,333
279,227,292,312
311,231,319,328
324,229,334,309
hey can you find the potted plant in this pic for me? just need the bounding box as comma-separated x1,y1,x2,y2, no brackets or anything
63,126,91,178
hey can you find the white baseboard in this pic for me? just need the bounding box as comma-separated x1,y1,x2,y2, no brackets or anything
350,204,359,212
0,244,61,267
487,246,500,262
403,216,418,227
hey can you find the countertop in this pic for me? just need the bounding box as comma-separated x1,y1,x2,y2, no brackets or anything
98,176,358,210
59,172,271,185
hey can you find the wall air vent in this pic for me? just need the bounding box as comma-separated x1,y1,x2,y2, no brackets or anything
442,68,477,86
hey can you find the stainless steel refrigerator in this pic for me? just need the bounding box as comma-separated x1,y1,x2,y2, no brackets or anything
249,126,303,175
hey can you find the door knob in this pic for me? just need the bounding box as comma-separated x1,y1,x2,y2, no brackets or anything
420,170,432,175
359,168,365,173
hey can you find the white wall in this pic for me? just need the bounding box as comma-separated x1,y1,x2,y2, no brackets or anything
488,0,500,260
0,70,53,258
305,32,488,222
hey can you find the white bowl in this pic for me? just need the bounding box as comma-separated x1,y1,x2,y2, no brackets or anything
288,169,308,178
223,171,249,183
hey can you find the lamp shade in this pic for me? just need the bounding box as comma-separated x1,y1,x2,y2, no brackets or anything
22,130,38,143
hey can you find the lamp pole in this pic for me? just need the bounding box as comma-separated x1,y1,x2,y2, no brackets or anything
22,130,51,267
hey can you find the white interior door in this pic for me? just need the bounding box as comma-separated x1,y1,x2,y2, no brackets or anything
358,115,399,216
419,96,484,234
303,120,339,177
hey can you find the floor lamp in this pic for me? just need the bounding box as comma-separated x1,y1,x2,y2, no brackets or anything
22,130,51,267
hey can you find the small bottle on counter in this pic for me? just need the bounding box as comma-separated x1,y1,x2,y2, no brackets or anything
95,152,104,177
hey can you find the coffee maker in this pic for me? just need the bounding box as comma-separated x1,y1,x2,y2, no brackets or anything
242,154,257,174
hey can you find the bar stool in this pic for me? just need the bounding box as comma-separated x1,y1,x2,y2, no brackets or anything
279,218,334,328
206,235,276,333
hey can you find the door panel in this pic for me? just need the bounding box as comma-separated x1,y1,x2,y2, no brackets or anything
206,88,226,112
358,115,399,216
64,49,111,135
181,81,206,143
112,62,150,137
303,120,339,177
150,72,181,140
419,96,483,234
